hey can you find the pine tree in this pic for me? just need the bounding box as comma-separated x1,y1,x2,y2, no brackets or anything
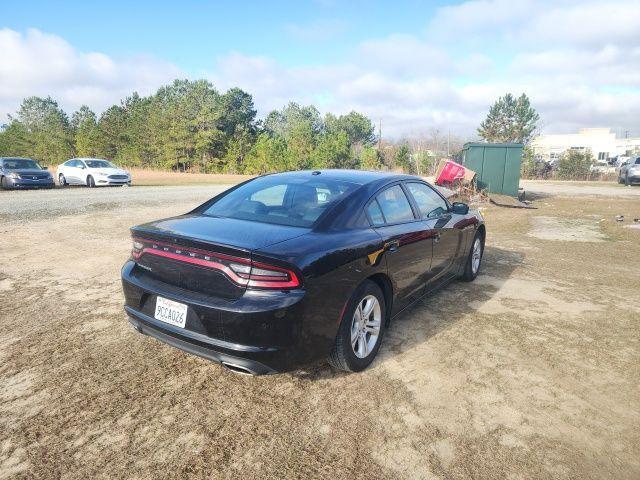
477,93,539,145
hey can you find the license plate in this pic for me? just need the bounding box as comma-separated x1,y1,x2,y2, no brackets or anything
154,296,188,328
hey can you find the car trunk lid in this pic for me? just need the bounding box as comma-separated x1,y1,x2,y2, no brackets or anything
131,215,308,300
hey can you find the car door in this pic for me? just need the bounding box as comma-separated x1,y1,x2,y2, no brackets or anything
64,160,81,184
367,184,433,314
404,182,463,283
75,159,89,184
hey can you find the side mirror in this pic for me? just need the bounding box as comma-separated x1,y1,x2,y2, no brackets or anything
451,202,469,215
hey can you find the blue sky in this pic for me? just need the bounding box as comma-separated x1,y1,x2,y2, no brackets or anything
1,0,638,137
2,1,447,70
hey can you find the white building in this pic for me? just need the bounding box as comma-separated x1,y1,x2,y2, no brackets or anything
531,128,640,162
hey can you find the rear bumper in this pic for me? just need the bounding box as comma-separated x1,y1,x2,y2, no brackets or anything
126,310,278,374
121,260,311,373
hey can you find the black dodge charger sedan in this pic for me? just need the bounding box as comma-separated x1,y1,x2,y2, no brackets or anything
121,170,485,374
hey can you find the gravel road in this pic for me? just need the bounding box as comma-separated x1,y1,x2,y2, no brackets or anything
4,180,634,224
521,179,640,197
0,185,231,223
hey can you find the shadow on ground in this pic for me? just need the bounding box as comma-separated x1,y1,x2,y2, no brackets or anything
293,246,522,380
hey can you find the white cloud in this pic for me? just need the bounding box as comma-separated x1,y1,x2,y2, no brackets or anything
2,0,639,138
0,28,183,121
207,0,640,137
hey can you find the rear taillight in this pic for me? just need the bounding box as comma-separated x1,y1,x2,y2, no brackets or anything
131,237,300,290
246,262,300,289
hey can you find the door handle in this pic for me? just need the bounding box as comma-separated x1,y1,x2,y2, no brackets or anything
385,240,400,252
434,232,441,243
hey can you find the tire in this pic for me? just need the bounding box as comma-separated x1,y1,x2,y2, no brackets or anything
328,280,385,372
87,175,95,188
0,176,7,190
461,232,483,282
58,174,67,187
618,175,624,184
625,175,631,186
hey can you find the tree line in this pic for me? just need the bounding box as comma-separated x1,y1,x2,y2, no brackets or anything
1,83,551,177
0,79,385,173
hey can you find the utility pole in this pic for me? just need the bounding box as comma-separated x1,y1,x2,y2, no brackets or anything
447,129,450,157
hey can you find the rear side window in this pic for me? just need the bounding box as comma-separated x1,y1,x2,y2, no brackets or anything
406,182,448,219
366,200,385,226
374,185,415,224
201,176,358,228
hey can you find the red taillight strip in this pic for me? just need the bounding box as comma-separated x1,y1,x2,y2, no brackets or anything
139,247,251,286
132,237,300,289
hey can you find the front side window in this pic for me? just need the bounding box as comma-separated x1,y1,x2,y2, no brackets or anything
201,176,358,228
374,185,415,224
406,182,448,219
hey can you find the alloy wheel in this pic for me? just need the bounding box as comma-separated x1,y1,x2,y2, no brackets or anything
350,295,381,358
471,238,482,274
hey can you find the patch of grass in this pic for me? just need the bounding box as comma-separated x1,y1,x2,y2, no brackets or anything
128,169,254,186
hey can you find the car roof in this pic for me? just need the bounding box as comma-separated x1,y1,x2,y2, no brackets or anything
266,169,418,186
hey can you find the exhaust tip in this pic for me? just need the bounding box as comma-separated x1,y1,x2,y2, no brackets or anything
221,362,256,376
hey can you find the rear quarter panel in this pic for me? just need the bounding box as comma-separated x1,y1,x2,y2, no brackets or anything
255,228,386,362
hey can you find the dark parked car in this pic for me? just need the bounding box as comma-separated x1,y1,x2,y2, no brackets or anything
121,170,485,374
0,157,54,189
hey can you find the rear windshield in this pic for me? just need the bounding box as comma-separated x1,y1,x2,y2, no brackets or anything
201,176,359,227
2,158,41,170
85,160,114,168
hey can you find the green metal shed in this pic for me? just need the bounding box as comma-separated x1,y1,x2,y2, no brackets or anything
461,142,523,196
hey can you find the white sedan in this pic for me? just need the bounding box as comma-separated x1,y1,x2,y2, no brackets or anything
56,158,131,187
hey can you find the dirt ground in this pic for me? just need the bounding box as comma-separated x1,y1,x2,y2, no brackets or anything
1,181,639,479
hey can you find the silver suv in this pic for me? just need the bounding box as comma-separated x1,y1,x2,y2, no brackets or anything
618,156,640,186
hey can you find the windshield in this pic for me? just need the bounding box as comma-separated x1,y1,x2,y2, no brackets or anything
201,176,359,227
2,158,42,170
85,160,115,168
